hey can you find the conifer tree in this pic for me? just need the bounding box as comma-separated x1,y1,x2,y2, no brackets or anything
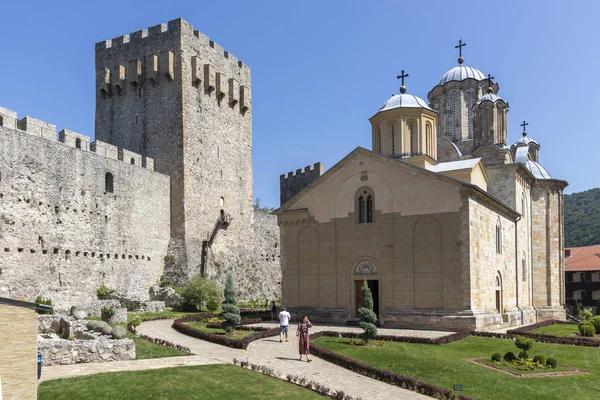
221,274,241,334
358,280,378,342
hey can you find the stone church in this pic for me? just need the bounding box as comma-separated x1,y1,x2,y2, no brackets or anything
277,49,567,331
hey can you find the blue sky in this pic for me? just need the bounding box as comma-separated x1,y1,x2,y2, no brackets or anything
0,1,598,208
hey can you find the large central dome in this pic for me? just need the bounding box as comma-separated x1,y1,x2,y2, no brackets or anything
438,65,485,86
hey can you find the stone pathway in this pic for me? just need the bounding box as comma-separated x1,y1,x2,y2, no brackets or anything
42,319,453,399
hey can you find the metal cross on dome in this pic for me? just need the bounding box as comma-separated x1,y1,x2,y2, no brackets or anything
487,74,495,88
521,120,528,132
455,39,466,58
397,70,409,86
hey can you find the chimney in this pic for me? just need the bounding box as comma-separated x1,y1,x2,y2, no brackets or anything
565,249,572,258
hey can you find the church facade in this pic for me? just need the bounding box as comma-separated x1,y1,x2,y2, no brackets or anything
277,52,567,331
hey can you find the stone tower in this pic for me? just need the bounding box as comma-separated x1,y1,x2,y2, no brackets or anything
95,18,253,281
471,88,508,148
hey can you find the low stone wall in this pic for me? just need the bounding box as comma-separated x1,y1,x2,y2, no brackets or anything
382,309,503,331
38,335,135,366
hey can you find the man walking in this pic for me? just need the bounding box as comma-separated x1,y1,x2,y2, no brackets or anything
278,306,291,343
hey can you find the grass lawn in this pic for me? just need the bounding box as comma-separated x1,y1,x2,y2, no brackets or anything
529,323,600,340
314,335,600,400
127,309,197,323
38,364,323,400
184,321,255,339
126,328,189,359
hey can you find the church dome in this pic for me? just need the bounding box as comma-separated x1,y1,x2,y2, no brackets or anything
438,65,486,86
514,146,550,179
377,94,433,113
476,92,502,104
513,133,538,146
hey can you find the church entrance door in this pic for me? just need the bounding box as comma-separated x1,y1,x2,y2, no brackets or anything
355,280,379,317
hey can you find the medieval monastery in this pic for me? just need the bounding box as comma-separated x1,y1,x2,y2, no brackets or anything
277,47,567,330
0,18,281,309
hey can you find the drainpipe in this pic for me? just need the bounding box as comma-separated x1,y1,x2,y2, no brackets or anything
514,215,523,325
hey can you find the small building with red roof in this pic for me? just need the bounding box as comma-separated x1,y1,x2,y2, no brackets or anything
565,244,600,309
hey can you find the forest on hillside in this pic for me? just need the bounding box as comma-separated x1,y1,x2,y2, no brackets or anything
564,188,600,247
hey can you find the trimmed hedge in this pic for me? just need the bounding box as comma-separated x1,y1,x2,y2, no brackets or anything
309,333,474,400
310,330,472,345
172,317,279,349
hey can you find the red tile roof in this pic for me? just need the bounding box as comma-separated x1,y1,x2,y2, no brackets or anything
565,244,600,272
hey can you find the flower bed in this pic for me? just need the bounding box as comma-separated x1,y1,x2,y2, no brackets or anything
173,315,279,349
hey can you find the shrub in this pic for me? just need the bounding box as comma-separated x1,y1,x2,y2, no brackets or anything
580,308,593,322
358,280,377,342
128,315,142,332
533,355,545,365
180,273,220,312
221,274,241,334
546,357,558,368
35,296,54,315
101,306,115,322
503,351,517,362
591,316,600,334
206,298,220,313
579,321,595,337
491,352,502,362
97,284,115,298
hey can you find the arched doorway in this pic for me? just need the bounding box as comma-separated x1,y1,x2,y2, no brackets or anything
352,260,380,318
495,272,503,314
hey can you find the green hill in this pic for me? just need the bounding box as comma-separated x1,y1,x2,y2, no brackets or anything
564,188,600,247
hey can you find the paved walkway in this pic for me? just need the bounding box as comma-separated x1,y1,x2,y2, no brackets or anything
42,320,452,399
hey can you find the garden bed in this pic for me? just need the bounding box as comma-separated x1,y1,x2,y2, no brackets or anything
172,314,279,349
465,358,585,378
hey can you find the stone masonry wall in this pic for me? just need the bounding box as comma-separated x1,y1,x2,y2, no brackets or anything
280,163,324,205
0,117,170,308
206,210,281,301
0,304,38,400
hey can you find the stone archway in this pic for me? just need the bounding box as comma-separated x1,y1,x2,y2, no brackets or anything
352,260,380,318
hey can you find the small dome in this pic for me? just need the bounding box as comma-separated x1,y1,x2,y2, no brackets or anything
514,146,550,179
377,94,433,113
476,93,503,104
438,65,486,86
513,134,538,146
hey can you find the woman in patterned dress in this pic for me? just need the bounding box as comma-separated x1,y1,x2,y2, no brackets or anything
297,315,313,362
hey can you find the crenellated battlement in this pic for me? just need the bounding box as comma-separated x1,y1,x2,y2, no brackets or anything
280,162,324,205
0,106,154,171
94,18,251,111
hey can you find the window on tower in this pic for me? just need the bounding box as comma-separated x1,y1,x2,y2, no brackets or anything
409,123,414,155
391,124,396,155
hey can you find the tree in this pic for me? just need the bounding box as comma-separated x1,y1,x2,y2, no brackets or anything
515,336,534,359
181,274,220,312
221,274,241,334
358,280,377,342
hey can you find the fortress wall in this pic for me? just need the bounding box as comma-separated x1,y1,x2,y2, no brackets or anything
0,122,170,308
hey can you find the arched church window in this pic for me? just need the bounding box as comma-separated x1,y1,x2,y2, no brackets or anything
105,172,114,194
450,90,458,140
409,123,414,155
496,218,502,254
466,90,474,138
375,125,381,153
425,123,432,156
391,124,396,155
356,188,374,224
495,272,503,313
522,252,527,281
366,194,373,223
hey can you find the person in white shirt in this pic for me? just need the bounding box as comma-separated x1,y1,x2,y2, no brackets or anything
278,306,291,343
